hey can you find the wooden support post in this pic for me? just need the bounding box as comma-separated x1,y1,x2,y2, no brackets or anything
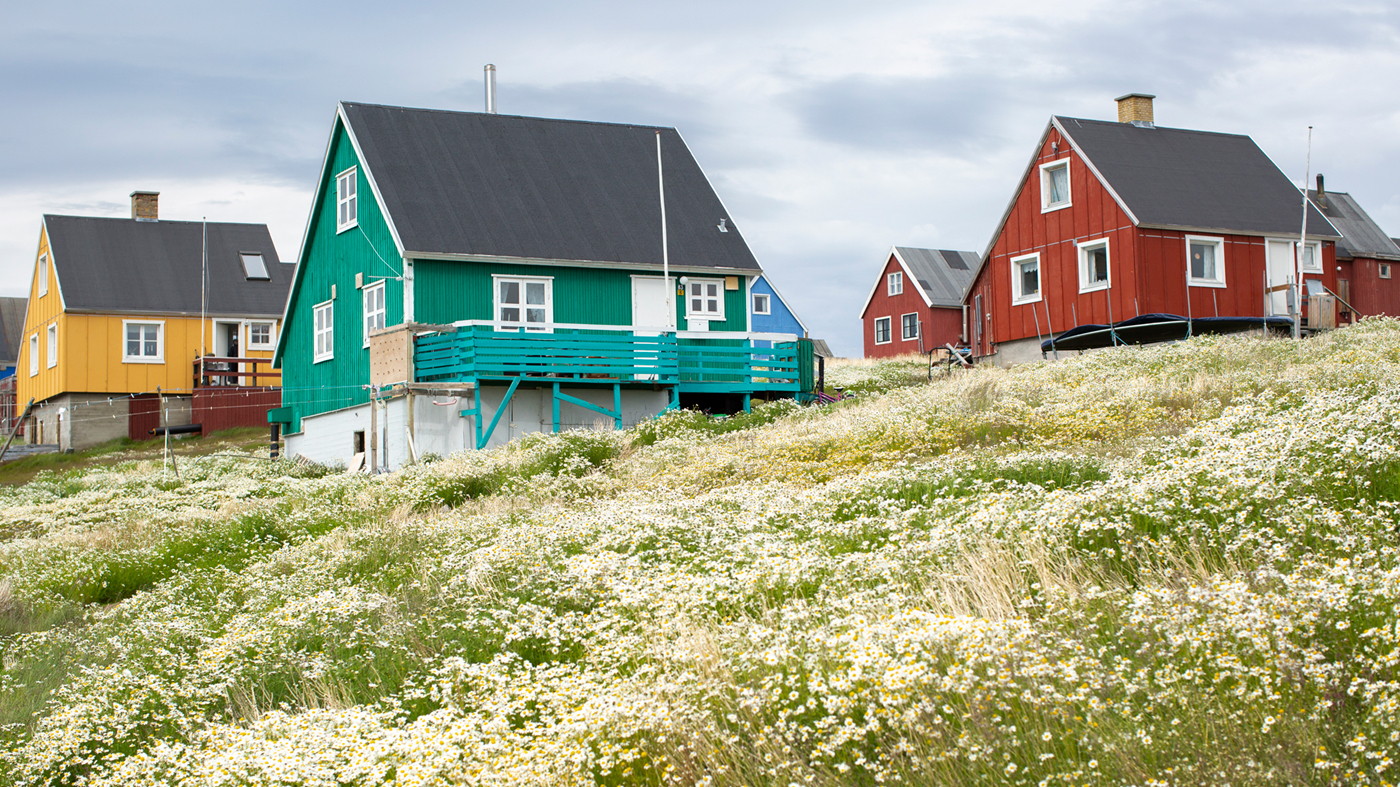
552,382,561,433
0,398,35,463
743,393,751,413
369,390,378,474
613,383,622,430
406,391,416,463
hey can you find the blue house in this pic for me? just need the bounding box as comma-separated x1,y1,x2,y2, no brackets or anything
750,274,807,337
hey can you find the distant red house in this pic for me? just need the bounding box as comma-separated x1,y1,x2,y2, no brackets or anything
860,246,978,358
965,94,1342,365
1305,178,1400,322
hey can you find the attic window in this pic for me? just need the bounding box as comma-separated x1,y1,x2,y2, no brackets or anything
336,166,358,233
887,271,903,296
752,293,771,315
38,254,48,297
240,253,269,280
1040,160,1071,212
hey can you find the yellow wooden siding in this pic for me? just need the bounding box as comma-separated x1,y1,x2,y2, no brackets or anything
16,223,282,403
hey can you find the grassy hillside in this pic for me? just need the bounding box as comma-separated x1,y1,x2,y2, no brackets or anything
2,322,1399,786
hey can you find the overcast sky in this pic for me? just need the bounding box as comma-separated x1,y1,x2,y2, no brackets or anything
3,0,1398,356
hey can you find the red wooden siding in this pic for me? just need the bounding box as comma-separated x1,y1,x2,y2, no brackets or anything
922,306,964,351
1339,257,1400,318
192,387,281,435
129,394,161,440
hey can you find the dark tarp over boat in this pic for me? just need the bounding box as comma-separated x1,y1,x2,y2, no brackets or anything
1040,313,1294,353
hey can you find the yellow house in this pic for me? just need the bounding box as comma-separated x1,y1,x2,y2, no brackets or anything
17,192,292,450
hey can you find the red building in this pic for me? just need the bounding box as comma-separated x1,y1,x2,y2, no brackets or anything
1306,178,1400,322
965,94,1342,365
860,246,978,357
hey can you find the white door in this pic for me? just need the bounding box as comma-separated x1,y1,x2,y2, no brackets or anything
1266,240,1295,316
631,276,674,332
631,276,674,381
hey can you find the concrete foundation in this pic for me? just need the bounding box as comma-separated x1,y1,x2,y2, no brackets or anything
287,384,671,471
30,393,196,451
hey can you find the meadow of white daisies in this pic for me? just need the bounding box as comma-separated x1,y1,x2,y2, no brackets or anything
3,320,1400,786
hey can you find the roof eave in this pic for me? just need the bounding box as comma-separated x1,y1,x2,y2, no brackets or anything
1137,222,1344,240
403,251,760,275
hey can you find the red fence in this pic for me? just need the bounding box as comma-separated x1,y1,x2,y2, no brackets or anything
192,387,281,435
129,394,162,440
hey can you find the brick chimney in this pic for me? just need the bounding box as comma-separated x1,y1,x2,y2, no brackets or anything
131,191,159,221
1115,93,1155,125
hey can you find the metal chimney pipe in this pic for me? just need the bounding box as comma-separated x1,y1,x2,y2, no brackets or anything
484,64,497,114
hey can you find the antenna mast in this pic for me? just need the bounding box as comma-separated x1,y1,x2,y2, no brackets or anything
1295,126,1312,341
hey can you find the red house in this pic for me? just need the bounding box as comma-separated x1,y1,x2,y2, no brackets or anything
1306,177,1400,322
861,246,979,357
965,94,1342,365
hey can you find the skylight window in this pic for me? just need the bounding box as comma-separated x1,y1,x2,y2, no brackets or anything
240,253,269,280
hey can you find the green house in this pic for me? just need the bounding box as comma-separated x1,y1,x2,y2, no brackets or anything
271,102,812,469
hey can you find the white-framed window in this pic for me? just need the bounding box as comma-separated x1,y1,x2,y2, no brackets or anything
900,313,919,341
686,279,725,320
494,276,553,331
46,324,57,369
240,252,269,280
887,271,903,296
313,301,334,362
28,333,38,377
752,292,771,315
1011,253,1042,304
1186,235,1227,288
122,320,164,363
336,166,358,234
873,316,892,345
1382,263,1393,280
38,254,48,297
363,281,386,347
1040,160,1071,212
248,321,275,349
1078,239,1111,293
1298,240,1322,272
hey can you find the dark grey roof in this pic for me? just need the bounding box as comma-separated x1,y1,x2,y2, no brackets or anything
341,102,759,271
1056,116,1341,238
896,247,979,307
0,297,25,364
43,216,289,315
1306,190,1400,260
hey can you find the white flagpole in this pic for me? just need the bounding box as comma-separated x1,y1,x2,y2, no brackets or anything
656,131,672,330
1295,126,1312,341
200,217,208,382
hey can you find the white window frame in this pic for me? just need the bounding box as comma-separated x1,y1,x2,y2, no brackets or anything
1040,160,1072,213
121,319,165,364
313,300,334,363
685,278,726,321
1186,235,1227,288
900,312,919,341
1010,252,1043,305
752,292,771,315
335,166,358,234
38,254,48,297
873,316,892,345
493,275,554,332
362,280,386,347
1077,238,1111,293
1298,240,1323,273
247,321,276,350
29,333,38,377
887,271,903,296
45,324,57,369
1382,263,1393,280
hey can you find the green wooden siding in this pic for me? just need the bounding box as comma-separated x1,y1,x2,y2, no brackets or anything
279,118,404,431
414,260,632,326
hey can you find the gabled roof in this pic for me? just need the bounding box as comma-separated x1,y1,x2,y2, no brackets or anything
861,246,979,317
1054,116,1340,238
339,102,760,272
1306,190,1400,261
0,297,25,364
42,215,289,316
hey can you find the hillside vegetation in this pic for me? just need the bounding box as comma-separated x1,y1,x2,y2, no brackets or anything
2,322,1400,786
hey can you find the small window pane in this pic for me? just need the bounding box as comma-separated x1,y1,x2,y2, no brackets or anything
525,282,545,305
1020,260,1039,296
1191,242,1216,280
706,283,718,297
691,298,702,312
1048,166,1068,204
500,281,520,304
501,307,520,322
526,308,546,324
